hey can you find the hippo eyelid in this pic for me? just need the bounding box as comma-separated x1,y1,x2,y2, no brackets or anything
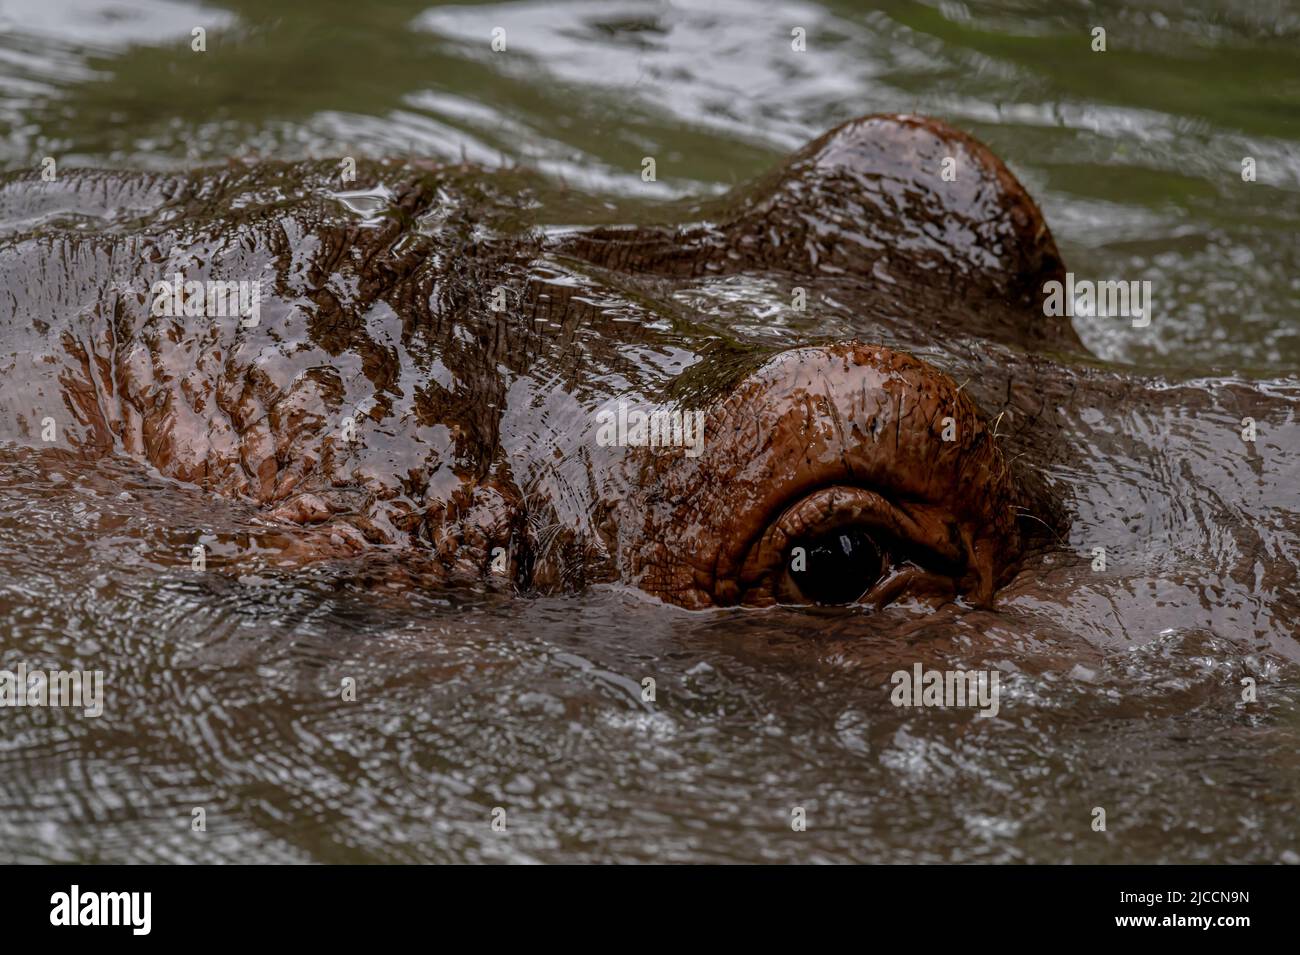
732,483,969,606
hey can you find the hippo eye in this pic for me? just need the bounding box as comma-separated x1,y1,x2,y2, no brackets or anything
732,485,964,609
786,528,883,605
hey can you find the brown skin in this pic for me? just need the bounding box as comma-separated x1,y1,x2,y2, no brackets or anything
3,114,1288,627
620,342,1022,609
559,114,1073,349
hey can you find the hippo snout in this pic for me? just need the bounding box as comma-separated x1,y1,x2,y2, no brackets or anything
624,343,1025,610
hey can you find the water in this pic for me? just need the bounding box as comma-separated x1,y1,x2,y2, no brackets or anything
1,0,1298,863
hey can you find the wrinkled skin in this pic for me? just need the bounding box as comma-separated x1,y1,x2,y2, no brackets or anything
1,114,1297,659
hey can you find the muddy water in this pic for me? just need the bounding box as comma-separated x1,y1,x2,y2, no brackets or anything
1,0,1299,863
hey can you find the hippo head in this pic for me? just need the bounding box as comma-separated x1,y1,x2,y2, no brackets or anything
4,113,1296,661
492,114,1297,662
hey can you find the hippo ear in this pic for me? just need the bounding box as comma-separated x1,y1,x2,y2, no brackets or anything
726,114,1066,312
557,114,1074,349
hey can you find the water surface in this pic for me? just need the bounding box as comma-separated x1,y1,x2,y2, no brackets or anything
1,0,1298,863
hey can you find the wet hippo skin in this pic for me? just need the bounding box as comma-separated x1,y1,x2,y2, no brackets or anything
0,115,1295,637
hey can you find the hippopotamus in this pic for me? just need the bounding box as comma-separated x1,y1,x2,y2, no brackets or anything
2,114,1297,659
